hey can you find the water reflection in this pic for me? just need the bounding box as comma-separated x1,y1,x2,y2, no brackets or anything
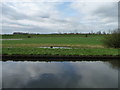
2,60,119,88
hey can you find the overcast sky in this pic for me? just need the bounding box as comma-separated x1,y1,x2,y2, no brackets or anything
1,0,119,34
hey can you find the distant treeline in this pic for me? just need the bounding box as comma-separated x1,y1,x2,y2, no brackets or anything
2,31,109,35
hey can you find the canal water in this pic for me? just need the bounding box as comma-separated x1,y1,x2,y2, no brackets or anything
2,60,119,88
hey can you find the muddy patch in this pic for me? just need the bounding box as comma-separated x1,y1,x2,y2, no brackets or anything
37,46,73,49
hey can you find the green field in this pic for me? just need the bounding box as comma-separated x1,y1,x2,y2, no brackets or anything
1,34,119,55
2,34,104,48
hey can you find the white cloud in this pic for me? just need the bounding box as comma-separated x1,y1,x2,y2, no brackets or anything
70,2,118,22
1,1,118,34
1,0,119,2
70,2,118,31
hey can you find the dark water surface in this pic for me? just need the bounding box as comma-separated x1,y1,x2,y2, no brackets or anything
2,60,119,88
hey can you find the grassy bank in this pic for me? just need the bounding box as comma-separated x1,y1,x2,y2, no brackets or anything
1,34,119,56
2,47,118,56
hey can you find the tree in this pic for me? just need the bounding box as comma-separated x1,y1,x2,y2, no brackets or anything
103,29,120,48
102,31,106,35
96,31,101,34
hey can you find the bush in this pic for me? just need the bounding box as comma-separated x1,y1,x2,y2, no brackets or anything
27,36,31,38
103,30,120,48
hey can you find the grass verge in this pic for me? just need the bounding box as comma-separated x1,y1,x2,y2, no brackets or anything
2,47,118,56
